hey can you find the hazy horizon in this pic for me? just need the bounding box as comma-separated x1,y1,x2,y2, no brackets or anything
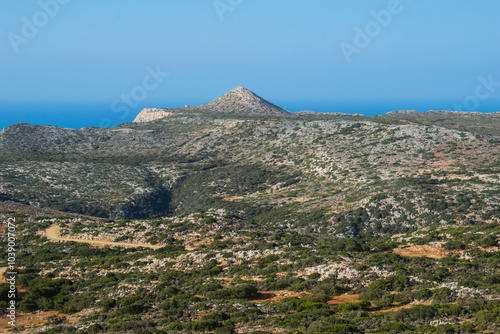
1,97,499,131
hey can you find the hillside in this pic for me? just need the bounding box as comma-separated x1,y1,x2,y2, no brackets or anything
373,110,500,137
0,106,499,333
1,202,499,333
0,113,498,235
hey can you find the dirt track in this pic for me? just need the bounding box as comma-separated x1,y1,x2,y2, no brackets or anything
44,224,163,250
372,300,432,313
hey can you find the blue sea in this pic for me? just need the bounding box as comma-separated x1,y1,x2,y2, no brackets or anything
1,99,498,131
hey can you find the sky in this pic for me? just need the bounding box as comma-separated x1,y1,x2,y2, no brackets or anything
0,0,499,129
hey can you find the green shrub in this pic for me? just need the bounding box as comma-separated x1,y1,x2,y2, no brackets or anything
208,284,258,300
393,305,438,322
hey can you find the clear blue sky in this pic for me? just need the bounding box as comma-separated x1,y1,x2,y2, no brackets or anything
1,0,499,129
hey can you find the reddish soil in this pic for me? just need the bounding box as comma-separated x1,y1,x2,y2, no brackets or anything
327,294,360,305
393,244,447,259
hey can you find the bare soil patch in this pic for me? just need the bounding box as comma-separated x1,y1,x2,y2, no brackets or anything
249,290,307,303
398,120,417,125
0,310,83,331
0,268,7,284
393,244,447,259
327,294,360,305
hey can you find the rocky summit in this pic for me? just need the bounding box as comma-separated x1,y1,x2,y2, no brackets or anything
133,86,290,123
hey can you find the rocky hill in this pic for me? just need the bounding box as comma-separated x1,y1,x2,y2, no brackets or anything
133,86,290,123
0,112,498,235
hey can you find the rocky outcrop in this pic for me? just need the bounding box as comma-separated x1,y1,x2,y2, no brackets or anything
133,108,175,123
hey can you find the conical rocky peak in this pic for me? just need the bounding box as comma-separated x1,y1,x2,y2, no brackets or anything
209,86,261,107
224,86,261,100
230,86,253,95
198,86,289,115
133,86,289,123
